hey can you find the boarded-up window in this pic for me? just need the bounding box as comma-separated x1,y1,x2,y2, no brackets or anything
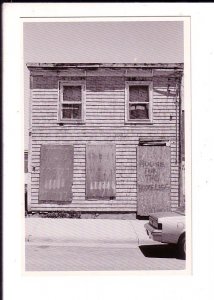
86,144,116,200
39,145,73,203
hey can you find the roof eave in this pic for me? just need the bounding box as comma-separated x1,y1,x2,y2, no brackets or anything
26,62,184,70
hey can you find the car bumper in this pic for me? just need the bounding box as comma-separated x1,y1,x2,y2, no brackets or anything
144,223,162,242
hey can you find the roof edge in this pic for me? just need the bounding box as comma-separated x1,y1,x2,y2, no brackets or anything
26,62,184,70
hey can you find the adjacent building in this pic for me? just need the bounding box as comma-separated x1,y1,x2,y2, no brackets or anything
26,63,184,217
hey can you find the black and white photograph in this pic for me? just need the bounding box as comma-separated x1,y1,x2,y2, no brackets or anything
5,3,214,300
23,18,188,272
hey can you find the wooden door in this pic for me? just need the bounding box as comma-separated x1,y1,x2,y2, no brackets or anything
39,145,73,203
137,145,171,215
86,144,116,200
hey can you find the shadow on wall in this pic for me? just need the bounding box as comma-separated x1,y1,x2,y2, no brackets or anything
25,184,28,215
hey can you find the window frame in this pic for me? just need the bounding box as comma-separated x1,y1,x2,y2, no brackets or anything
58,80,86,123
125,81,153,124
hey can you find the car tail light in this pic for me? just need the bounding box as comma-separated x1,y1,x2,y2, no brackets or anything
158,223,162,230
149,216,162,230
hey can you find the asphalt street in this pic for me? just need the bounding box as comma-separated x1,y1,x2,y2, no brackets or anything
25,244,186,271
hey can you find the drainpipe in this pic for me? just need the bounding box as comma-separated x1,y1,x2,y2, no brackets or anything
178,74,184,206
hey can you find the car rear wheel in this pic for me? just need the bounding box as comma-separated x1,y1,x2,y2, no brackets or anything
178,235,186,259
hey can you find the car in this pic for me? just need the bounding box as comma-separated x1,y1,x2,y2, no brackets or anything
144,206,186,259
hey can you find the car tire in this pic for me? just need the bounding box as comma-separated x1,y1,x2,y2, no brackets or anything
178,235,186,259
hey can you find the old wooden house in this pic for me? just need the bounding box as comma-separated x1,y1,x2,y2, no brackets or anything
26,63,184,217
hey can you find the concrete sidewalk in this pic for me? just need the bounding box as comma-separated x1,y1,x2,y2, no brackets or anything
25,218,153,248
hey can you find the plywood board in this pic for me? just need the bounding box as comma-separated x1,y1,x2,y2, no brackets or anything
137,145,171,215
39,145,73,203
86,144,116,200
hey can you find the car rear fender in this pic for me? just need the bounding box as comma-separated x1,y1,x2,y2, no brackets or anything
161,216,185,244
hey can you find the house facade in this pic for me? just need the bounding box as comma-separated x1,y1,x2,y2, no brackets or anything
27,63,184,217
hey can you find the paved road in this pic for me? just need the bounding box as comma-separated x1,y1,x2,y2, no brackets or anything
25,244,185,271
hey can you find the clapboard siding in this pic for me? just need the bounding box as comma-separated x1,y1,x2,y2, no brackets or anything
28,71,181,213
31,127,178,135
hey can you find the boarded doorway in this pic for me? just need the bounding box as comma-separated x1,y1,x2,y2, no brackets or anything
137,144,171,215
39,145,73,203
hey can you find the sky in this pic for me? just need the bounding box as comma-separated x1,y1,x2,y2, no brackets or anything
24,21,184,149
24,21,183,63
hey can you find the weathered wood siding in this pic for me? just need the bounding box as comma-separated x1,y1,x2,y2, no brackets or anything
29,72,181,212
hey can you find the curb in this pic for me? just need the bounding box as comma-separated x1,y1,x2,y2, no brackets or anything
25,240,139,248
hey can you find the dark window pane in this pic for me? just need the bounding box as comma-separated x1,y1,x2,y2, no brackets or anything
24,152,28,173
129,104,149,119
62,104,81,119
63,86,81,102
129,85,149,102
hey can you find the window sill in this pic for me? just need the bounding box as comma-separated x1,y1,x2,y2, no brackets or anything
57,121,86,126
125,120,153,125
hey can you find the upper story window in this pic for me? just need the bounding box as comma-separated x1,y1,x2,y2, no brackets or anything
125,81,153,123
59,81,86,123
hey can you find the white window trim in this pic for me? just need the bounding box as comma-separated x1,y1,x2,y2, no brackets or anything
58,80,86,123
125,81,153,124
